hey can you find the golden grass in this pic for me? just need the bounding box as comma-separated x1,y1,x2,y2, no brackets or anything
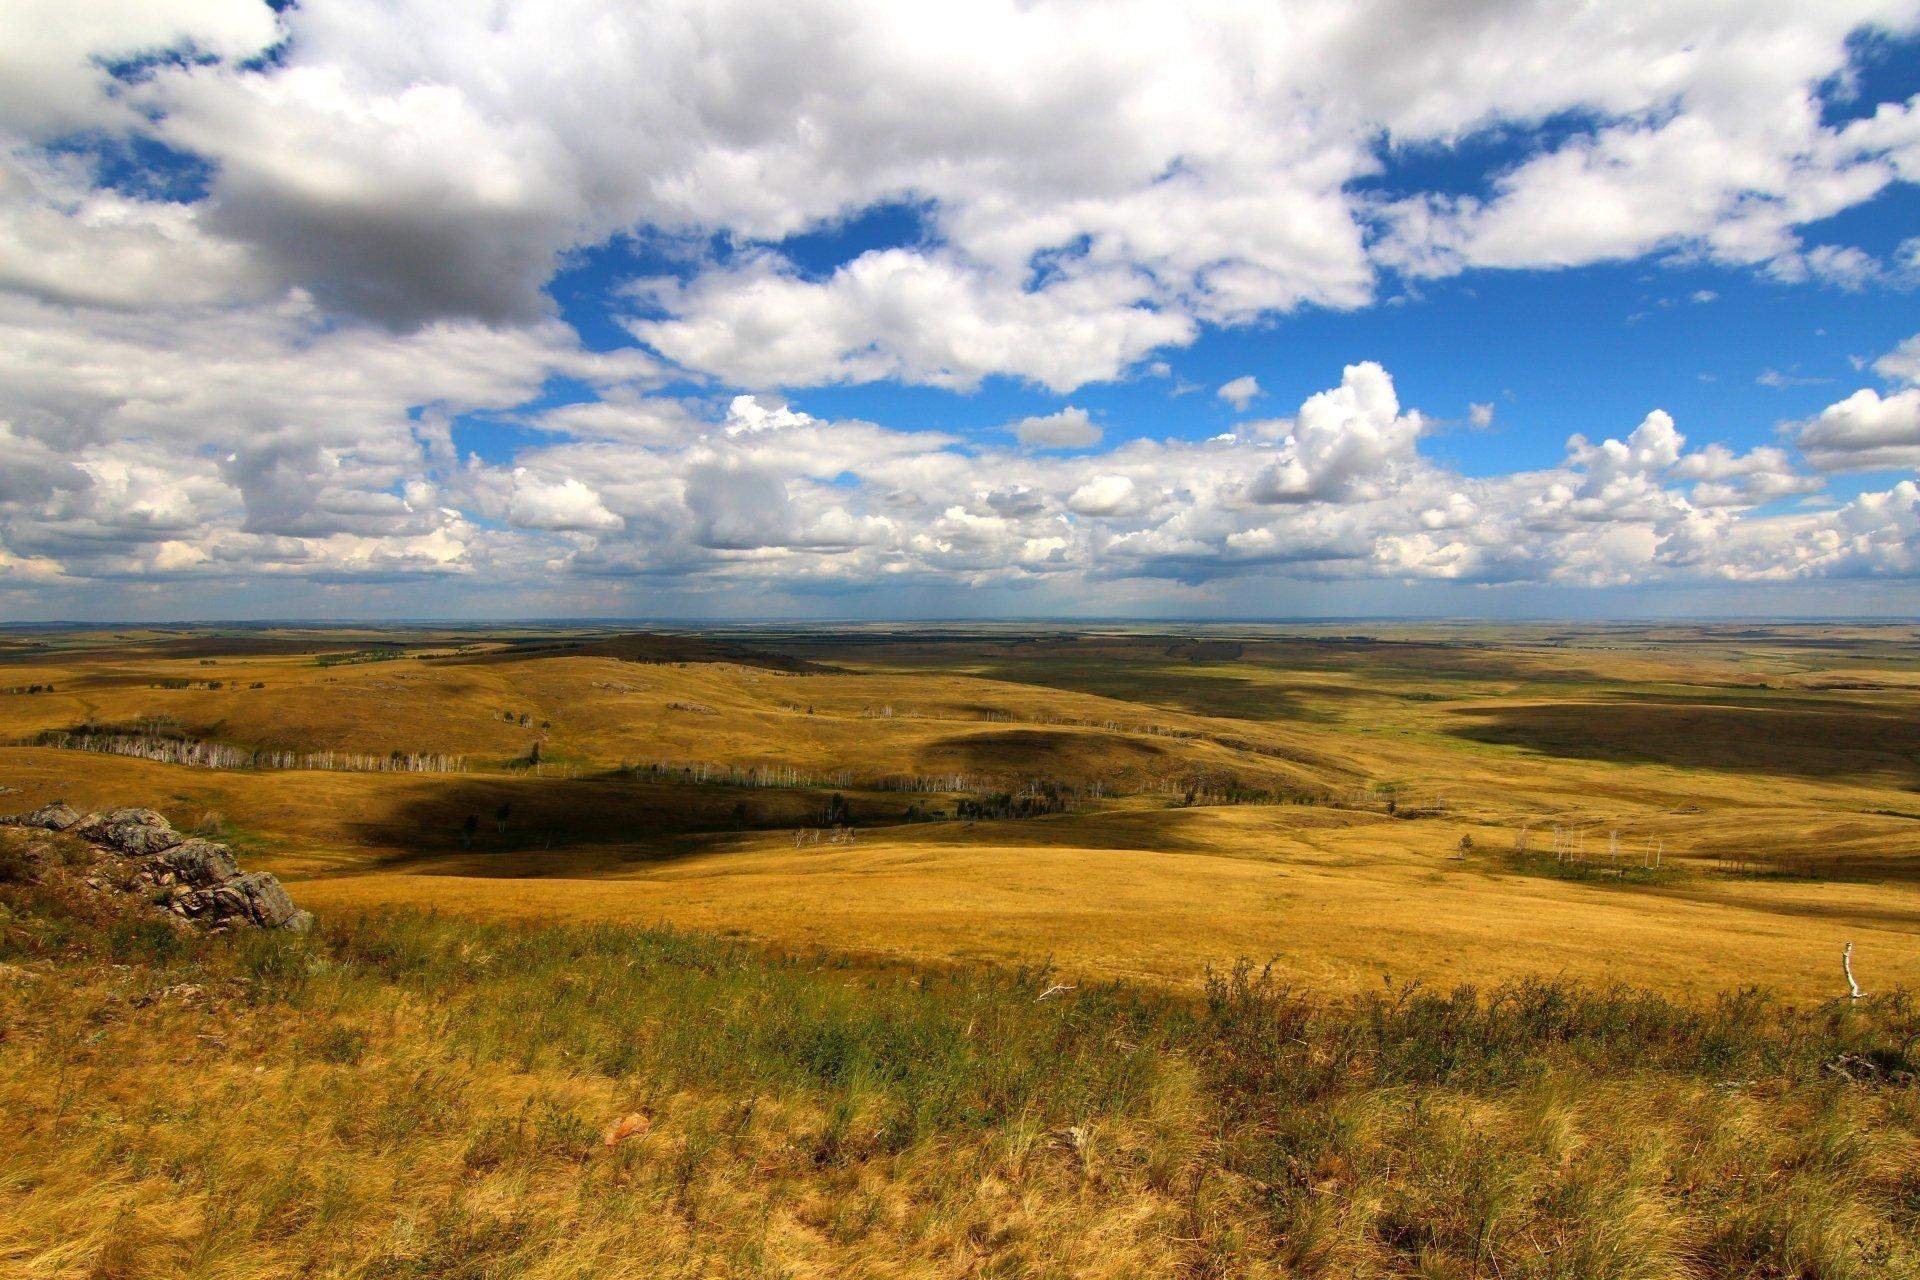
289,809,1920,1000
3,622,1919,1002
5,842,1918,1280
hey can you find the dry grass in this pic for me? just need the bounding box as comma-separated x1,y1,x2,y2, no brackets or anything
3,830,1918,1279
3,623,1920,1001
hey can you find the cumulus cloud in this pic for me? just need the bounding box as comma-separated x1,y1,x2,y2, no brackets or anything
1246,362,1422,504
0,153,269,311
1217,376,1262,410
1067,475,1139,517
1791,387,1920,471
0,285,658,587
7,2,1920,615
1875,333,1920,386
7,323,1920,610
507,470,623,532
631,251,1191,392
0,0,278,141
1468,402,1495,429
1010,407,1100,450
4,1,1912,385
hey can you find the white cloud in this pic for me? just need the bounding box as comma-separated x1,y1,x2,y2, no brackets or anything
0,285,659,583
1875,333,1920,386
1067,474,1139,517
0,153,268,311
1217,375,1263,410
1,0,1908,388
1791,387,1920,471
1010,406,1101,449
1246,362,1423,504
0,0,278,141
1468,402,1495,429
1757,368,1831,389
12,327,1920,606
9,2,1920,614
506,470,623,532
632,250,1191,392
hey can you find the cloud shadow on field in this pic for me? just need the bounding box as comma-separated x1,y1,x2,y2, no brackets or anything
343,771,940,876
1448,699,1920,785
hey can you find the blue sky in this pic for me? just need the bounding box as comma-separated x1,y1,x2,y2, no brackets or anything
3,2,1920,621
523,26,1920,483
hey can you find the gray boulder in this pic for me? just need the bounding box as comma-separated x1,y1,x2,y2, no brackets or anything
7,802,83,831
98,814,182,857
210,871,302,929
101,807,170,828
153,838,240,887
11,798,311,932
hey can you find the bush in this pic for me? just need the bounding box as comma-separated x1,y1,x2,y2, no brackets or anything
0,840,37,884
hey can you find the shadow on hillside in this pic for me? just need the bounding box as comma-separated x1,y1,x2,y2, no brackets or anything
430,631,837,674
333,764,1231,878
962,662,1341,722
916,728,1174,781
1449,699,1920,784
342,771,937,875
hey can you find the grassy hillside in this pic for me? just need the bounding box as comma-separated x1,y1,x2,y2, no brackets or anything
5,826,1918,1279
2,622,1919,998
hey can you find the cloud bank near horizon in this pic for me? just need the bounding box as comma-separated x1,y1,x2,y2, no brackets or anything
2,0,1919,618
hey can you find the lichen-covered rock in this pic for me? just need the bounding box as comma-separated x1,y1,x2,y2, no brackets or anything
66,811,108,839
210,871,301,929
153,838,240,887
99,815,182,857
7,802,83,831
4,802,311,933
101,807,170,828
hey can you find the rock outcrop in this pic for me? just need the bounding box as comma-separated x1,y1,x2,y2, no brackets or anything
2,803,312,932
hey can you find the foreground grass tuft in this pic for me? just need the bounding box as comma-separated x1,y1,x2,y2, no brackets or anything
3,842,1917,1278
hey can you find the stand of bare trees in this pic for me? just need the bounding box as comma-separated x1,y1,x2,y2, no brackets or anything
35,730,466,774
619,760,977,794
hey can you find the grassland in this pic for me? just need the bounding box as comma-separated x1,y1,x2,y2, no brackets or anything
5,621,1920,1275
5,829,1918,1279
2,621,1917,998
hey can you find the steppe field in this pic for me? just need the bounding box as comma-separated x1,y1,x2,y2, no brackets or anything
6,621,1920,1277
4,621,1919,997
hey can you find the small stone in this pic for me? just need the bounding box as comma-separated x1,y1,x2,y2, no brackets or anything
602,1111,651,1147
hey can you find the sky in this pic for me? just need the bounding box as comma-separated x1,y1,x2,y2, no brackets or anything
2,2,1920,622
